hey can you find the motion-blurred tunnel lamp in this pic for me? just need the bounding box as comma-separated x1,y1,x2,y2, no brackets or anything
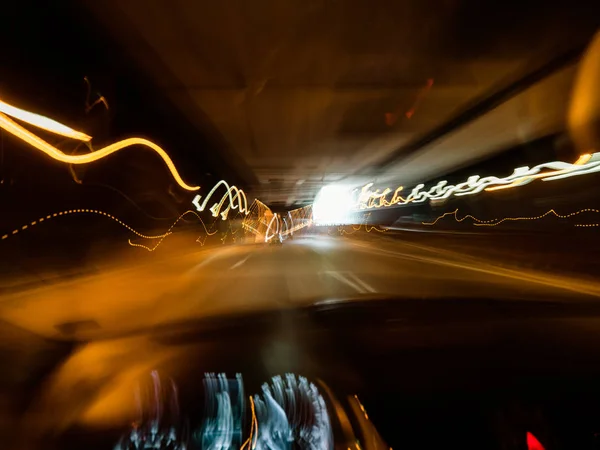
313,184,355,225
569,30,600,153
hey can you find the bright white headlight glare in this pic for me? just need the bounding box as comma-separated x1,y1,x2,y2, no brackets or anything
313,185,355,225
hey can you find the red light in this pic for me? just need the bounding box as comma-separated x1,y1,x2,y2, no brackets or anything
526,431,546,450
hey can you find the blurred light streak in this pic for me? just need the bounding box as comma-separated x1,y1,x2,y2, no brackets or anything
242,200,274,241
354,395,369,420
405,78,434,119
127,210,218,252
0,99,92,141
0,102,198,191
485,153,593,191
192,180,249,220
281,204,313,236
0,206,223,252
84,76,109,114
423,208,600,227
252,374,333,450
240,396,258,450
0,208,170,241
264,213,281,242
114,371,186,450
359,152,600,210
200,373,244,450
526,432,546,450
329,213,387,235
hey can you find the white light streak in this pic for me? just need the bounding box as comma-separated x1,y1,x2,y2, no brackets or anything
358,152,600,209
192,180,249,220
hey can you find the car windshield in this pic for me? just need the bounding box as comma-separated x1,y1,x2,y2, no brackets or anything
1,2,600,449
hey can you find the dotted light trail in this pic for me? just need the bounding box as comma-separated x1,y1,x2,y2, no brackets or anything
423,208,600,227
0,98,199,191
1,208,221,253
1,208,169,241
329,213,387,235
127,210,218,252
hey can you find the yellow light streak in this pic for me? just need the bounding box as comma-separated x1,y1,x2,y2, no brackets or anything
423,208,600,227
0,99,92,141
0,106,199,191
354,395,369,420
280,204,314,236
241,199,274,240
485,153,593,192
127,210,218,252
329,213,387,235
240,396,258,450
264,213,281,242
0,208,222,253
0,208,169,241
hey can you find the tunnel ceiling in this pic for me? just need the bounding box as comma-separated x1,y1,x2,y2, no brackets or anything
83,0,599,206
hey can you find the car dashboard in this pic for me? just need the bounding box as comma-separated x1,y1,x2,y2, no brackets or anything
9,297,600,450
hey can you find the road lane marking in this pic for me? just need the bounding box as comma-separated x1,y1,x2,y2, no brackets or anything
325,271,366,293
230,255,251,270
348,272,377,293
347,240,600,297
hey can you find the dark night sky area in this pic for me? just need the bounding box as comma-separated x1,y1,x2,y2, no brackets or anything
0,2,231,250
0,2,234,270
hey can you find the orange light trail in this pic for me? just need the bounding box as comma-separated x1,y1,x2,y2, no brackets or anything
240,396,258,450
0,99,199,191
0,99,92,141
0,208,169,241
423,208,600,227
0,208,221,253
329,213,387,235
485,153,593,192
127,210,218,252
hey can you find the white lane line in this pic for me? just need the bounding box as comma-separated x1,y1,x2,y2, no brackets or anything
185,247,242,275
230,254,251,270
325,271,366,293
186,253,222,274
347,272,377,293
347,240,600,297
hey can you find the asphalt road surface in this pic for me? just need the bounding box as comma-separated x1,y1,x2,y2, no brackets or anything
1,231,600,340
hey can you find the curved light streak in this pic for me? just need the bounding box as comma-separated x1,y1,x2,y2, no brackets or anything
264,213,281,242
0,208,222,254
127,210,218,252
252,374,333,450
0,99,92,141
359,152,600,210
423,208,600,227
281,204,313,236
0,102,199,191
0,208,169,241
240,396,258,450
328,213,387,235
192,180,249,220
